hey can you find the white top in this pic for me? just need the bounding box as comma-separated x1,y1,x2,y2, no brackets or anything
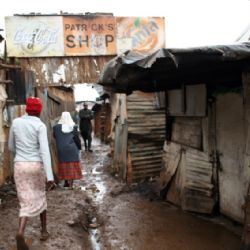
58,111,75,133
8,115,54,181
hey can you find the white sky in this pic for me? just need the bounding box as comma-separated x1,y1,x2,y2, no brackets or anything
74,84,99,102
0,0,249,101
0,0,249,48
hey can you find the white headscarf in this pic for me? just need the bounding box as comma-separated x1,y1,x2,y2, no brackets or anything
58,112,75,133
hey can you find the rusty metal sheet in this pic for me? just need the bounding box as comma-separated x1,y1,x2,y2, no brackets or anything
171,117,202,149
168,89,184,116
181,148,214,214
160,141,181,190
186,84,206,116
20,56,114,86
126,91,165,182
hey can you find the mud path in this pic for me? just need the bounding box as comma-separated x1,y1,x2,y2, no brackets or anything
79,138,242,250
0,137,242,250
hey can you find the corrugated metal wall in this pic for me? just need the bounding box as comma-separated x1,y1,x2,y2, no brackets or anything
181,149,214,214
126,92,165,182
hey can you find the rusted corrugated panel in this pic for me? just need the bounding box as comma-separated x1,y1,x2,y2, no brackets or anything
160,141,181,190
160,140,215,213
172,117,202,149
127,91,165,182
20,56,114,86
113,117,128,179
181,148,214,214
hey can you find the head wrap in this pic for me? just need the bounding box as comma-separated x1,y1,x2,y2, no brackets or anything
25,97,43,115
58,112,75,133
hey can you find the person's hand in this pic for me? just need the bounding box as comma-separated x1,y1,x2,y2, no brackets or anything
47,181,56,191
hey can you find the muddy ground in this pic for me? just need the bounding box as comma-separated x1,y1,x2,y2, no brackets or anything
0,138,243,250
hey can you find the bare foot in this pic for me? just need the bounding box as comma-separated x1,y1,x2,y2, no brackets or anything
40,231,50,241
16,234,29,250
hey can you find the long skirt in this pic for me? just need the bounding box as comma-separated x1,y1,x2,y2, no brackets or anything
14,162,47,218
58,161,82,180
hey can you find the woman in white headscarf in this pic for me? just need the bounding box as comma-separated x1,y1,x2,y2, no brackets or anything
53,112,82,189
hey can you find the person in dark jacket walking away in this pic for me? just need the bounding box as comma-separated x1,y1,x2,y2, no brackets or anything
79,102,94,152
8,97,55,250
53,112,82,189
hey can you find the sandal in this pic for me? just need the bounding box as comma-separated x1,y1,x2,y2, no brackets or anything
16,234,29,250
40,231,50,241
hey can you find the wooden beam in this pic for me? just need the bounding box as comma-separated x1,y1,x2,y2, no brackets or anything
0,63,21,70
0,80,13,84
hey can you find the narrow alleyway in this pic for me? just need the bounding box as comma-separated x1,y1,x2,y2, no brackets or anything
0,137,242,250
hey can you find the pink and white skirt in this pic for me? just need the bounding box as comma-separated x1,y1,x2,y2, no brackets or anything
14,162,47,217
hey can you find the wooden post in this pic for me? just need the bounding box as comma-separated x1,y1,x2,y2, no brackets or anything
241,183,250,250
241,68,250,250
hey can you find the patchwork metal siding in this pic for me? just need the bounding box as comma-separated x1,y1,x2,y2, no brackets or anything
127,93,165,182
20,56,114,86
181,149,215,213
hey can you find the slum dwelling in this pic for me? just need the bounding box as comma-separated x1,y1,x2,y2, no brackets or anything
98,43,250,225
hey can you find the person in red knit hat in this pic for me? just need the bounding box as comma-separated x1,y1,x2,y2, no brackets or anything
25,97,43,115
8,97,55,249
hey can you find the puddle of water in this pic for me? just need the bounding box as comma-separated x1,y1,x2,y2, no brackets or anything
80,137,110,250
92,169,102,175
94,181,107,202
89,229,101,250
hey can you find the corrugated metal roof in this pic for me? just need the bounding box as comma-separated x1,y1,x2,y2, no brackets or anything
98,43,250,93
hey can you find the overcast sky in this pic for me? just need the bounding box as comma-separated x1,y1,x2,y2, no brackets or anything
0,0,249,48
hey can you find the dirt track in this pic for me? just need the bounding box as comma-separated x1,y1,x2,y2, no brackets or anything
0,138,242,250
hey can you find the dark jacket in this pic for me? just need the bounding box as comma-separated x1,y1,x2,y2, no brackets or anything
53,124,80,163
79,109,93,133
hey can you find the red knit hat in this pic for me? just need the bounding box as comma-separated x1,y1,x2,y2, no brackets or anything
25,97,43,115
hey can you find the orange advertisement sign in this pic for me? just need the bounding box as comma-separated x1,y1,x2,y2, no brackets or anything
116,17,165,55
63,16,116,56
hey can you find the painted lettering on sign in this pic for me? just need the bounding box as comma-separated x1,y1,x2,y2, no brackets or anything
13,23,60,54
65,34,114,48
63,16,116,56
5,16,64,57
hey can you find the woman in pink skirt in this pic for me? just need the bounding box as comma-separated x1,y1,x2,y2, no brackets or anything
8,97,55,250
